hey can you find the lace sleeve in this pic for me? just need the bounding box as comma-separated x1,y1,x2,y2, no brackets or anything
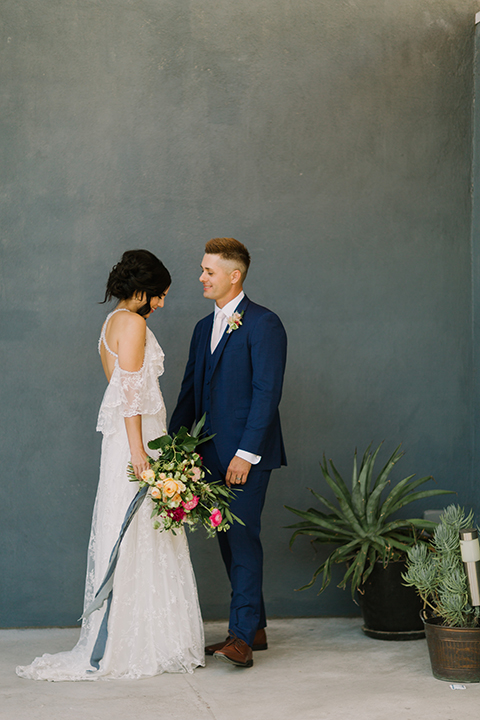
96,333,165,435
115,364,163,417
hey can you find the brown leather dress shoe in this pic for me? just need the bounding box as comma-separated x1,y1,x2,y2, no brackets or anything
214,636,253,668
205,628,267,656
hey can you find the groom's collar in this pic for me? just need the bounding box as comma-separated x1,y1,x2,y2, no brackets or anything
214,291,245,319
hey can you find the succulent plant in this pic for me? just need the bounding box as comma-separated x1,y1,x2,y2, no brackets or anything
403,504,480,627
286,444,453,597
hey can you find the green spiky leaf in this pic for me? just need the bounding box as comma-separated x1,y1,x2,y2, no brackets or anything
286,443,453,596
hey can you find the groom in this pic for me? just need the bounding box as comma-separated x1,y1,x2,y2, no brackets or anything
169,237,287,668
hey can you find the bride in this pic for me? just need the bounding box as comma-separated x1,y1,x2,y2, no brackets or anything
16,250,205,681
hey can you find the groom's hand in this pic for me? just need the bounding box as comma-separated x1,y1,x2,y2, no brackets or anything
225,457,252,488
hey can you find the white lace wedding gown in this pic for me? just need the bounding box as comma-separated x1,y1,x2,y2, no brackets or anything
16,309,205,681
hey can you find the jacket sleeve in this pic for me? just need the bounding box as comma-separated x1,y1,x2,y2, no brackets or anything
238,311,287,456
168,327,199,435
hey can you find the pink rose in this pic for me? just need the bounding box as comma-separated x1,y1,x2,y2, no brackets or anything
183,495,199,512
209,508,222,528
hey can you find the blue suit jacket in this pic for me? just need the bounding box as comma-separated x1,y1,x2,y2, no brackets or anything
169,295,287,471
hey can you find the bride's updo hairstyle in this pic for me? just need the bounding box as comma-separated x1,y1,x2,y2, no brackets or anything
103,249,171,317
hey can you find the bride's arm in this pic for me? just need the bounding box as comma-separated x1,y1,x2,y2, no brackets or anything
124,415,150,479
117,314,149,480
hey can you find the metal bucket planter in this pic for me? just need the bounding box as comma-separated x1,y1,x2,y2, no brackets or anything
357,560,425,640
423,616,480,683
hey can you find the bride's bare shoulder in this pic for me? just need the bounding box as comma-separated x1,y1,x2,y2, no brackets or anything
105,310,146,356
113,309,145,330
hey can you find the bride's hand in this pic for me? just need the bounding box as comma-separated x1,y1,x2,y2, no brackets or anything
130,448,150,480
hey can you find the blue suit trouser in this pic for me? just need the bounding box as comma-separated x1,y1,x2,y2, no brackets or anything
201,441,270,647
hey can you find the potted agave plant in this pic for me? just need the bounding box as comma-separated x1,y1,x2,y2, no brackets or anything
403,505,480,682
286,444,453,639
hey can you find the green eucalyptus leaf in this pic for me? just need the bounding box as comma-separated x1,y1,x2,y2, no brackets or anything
195,433,216,447
178,437,198,453
174,427,189,442
191,414,207,438
148,434,173,451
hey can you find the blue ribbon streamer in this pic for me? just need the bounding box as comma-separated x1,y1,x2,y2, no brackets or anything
79,485,148,669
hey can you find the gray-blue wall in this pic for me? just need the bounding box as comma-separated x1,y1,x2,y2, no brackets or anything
1,0,477,626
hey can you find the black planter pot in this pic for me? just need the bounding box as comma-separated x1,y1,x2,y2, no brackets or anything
356,560,425,640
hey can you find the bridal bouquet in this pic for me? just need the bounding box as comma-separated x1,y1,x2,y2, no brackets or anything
128,415,243,538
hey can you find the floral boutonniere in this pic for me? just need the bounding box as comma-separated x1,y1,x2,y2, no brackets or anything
226,310,244,334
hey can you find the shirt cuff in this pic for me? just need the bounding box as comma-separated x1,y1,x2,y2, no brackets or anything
236,449,262,465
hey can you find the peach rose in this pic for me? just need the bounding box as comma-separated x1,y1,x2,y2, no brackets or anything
151,487,162,500
163,479,186,498
140,469,155,483
162,479,178,497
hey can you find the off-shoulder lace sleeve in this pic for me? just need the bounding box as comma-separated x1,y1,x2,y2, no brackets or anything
96,330,165,436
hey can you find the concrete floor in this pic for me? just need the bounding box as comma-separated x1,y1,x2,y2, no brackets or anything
2,618,479,720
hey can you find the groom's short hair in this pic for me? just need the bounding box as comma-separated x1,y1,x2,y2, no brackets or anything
205,237,251,280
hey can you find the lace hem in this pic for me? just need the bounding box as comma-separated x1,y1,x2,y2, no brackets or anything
15,650,205,681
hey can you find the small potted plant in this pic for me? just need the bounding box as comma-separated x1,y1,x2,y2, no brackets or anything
286,444,453,639
403,504,480,682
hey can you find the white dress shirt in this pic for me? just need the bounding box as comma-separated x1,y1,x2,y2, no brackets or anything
211,292,261,466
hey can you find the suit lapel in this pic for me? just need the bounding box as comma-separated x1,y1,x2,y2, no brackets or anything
209,295,250,377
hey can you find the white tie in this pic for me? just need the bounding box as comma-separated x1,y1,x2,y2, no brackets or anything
211,311,227,353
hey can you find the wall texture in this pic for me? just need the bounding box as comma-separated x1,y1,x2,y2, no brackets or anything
0,0,477,626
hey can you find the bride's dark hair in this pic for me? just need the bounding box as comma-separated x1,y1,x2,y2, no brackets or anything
103,249,171,317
